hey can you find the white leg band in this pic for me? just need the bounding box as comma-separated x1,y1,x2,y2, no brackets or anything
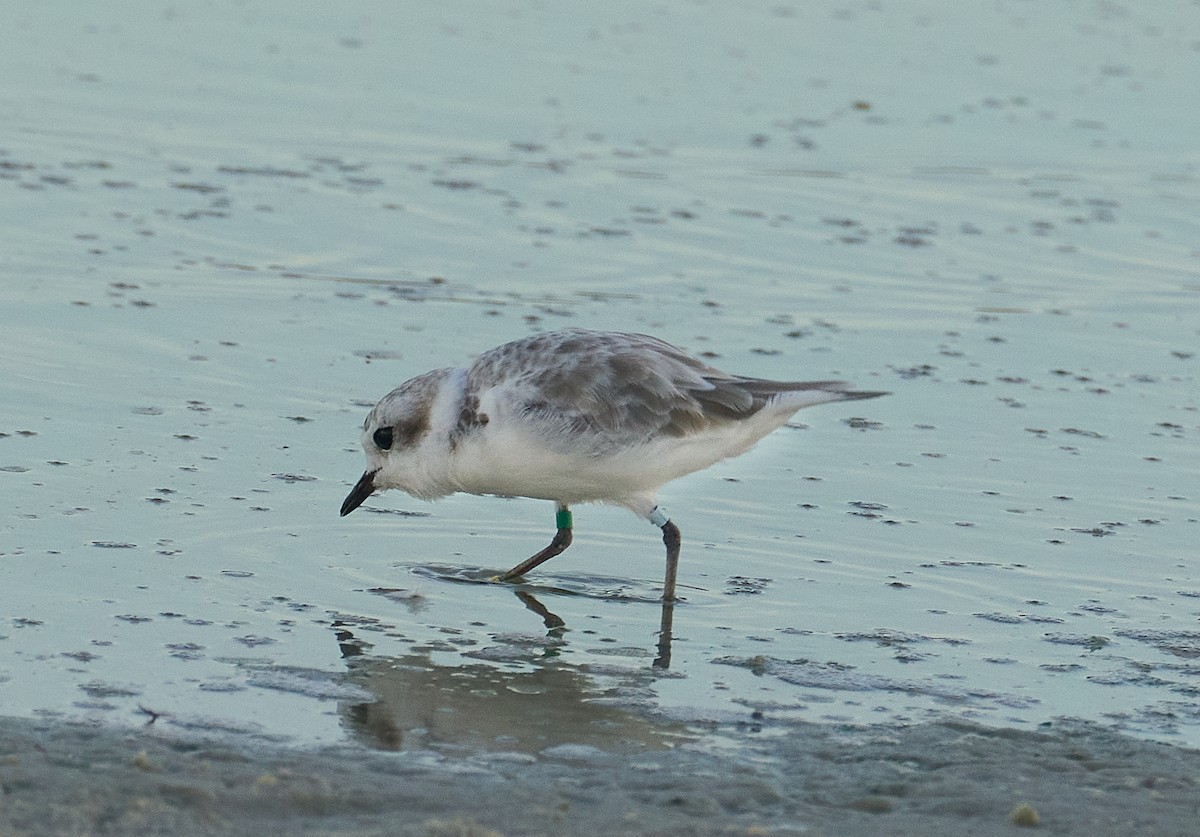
648,506,670,528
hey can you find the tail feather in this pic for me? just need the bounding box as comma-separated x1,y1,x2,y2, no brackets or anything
692,377,888,421
827,388,890,402
741,378,889,403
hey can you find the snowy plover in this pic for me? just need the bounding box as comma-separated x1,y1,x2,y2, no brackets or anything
341,329,887,600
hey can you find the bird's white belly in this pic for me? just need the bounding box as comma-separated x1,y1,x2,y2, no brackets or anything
449,412,786,504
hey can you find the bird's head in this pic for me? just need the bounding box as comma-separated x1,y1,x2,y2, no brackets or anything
340,369,452,515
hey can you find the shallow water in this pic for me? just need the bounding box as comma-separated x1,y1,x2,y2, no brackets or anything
2,0,1198,767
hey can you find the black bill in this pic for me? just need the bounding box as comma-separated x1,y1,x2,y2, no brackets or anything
340,469,378,516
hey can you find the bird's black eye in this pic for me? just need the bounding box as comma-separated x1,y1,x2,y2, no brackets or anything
373,426,394,451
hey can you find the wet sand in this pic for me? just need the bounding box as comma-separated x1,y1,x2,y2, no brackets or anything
3,714,1198,836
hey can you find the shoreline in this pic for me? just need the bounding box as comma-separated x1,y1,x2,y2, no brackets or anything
3,714,1198,836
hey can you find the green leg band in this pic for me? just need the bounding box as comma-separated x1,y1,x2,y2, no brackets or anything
555,508,573,530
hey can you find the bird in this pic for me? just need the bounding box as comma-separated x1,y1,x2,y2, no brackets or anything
340,329,887,600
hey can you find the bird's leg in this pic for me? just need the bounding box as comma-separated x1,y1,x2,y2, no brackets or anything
661,522,681,601
496,503,573,582
649,506,681,602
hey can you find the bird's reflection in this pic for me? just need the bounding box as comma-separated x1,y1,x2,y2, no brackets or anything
399,572,677,666
332,631,686,753
332,587,683,752
515,589,566,633
654,599,675,669
509,587,675,669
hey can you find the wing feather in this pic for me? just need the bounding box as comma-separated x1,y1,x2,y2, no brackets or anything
462,330,878,454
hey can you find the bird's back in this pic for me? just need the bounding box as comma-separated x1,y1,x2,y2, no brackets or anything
458,328,884,466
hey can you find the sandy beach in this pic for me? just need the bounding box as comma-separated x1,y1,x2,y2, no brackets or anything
3,713,1199,836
